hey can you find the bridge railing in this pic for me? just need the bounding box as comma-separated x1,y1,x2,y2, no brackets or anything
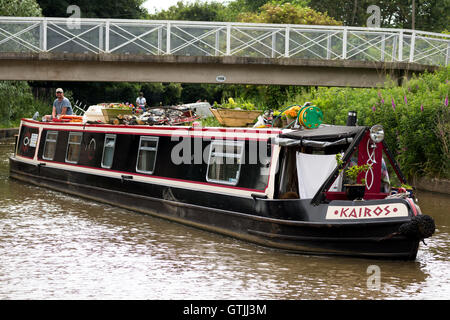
0,17,449,66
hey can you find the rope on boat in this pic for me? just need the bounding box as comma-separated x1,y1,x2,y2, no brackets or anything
380,215,436,244
385,192,409,199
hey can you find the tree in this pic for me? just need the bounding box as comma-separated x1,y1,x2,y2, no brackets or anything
148,1,231,21
226,0,311,15
36,0,147,19
225,0,270,14
307,0,370,26
147,0,312,22
412,0,450,33
351,0,358,25
308,0,450,32
0,0,44,126
238,3,342,25
0,0,42,16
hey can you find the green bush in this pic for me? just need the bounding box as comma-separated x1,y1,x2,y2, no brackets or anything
0,81,46,127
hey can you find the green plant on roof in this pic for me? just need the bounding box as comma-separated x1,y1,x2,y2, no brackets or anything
215,97,258,111
336,154,371,185
345,164,371,185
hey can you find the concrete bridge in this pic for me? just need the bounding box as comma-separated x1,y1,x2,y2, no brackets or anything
0,17,448,87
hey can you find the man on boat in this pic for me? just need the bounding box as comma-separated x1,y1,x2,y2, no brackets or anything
43,88,73,121
52,88,73,118
136,92,147,113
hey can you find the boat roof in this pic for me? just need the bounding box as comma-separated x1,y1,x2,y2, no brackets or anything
21,119,365,141
20,118,283,140
280,125,366,141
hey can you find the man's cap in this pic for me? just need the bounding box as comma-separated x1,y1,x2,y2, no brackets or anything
56,88,64,93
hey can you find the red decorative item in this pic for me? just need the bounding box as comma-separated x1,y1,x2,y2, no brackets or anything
358,132,383,196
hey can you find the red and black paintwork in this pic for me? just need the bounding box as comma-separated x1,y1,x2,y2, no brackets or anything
9,119,425,260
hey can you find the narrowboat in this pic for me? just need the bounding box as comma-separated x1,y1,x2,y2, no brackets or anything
9,115,435,260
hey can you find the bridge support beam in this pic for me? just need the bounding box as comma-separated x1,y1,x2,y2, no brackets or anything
0,53,438,88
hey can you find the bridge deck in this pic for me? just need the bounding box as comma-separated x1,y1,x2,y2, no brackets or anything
0,17,448,86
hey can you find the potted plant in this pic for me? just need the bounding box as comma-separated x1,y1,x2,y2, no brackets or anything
272,110,287,127
210,98,262,127
282,105,301,125
336,154,371,200
344,164,371,200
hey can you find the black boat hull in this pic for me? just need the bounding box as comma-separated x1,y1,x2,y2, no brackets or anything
10,157,420,260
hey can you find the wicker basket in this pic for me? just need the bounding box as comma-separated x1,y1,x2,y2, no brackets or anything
210,108,261,127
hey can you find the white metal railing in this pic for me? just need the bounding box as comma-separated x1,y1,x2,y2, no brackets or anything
0,16,449,66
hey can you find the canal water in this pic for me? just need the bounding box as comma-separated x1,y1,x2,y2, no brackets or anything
0,139,449,300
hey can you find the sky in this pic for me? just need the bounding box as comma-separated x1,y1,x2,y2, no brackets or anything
142,0,230,14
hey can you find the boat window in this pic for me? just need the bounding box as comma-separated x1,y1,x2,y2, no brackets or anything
206,140,244,186
136,136,159,174
65,132,83,164
42,131,58,160
101,134,116,169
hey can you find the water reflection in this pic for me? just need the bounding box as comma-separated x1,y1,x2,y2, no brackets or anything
0,140,449,299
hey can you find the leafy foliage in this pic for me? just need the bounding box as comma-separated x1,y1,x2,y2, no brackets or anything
238,2,342,25
0,0,42,16
308,0,450,32
199,116,222,127
147,1,229,21
0,0,45,128
35,81,183,108
345,163,371,184
213,97,259,110
0,81,48,127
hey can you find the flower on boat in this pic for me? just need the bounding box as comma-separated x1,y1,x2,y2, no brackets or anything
283,105,301,118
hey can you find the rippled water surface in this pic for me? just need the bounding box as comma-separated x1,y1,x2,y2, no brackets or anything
1,139,449,299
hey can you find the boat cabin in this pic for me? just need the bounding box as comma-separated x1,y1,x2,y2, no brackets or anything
14,119,405,206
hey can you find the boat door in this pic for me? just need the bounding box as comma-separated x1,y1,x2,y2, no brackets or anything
16,123,40,160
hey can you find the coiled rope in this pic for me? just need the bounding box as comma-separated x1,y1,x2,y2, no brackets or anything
380,215,436,244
